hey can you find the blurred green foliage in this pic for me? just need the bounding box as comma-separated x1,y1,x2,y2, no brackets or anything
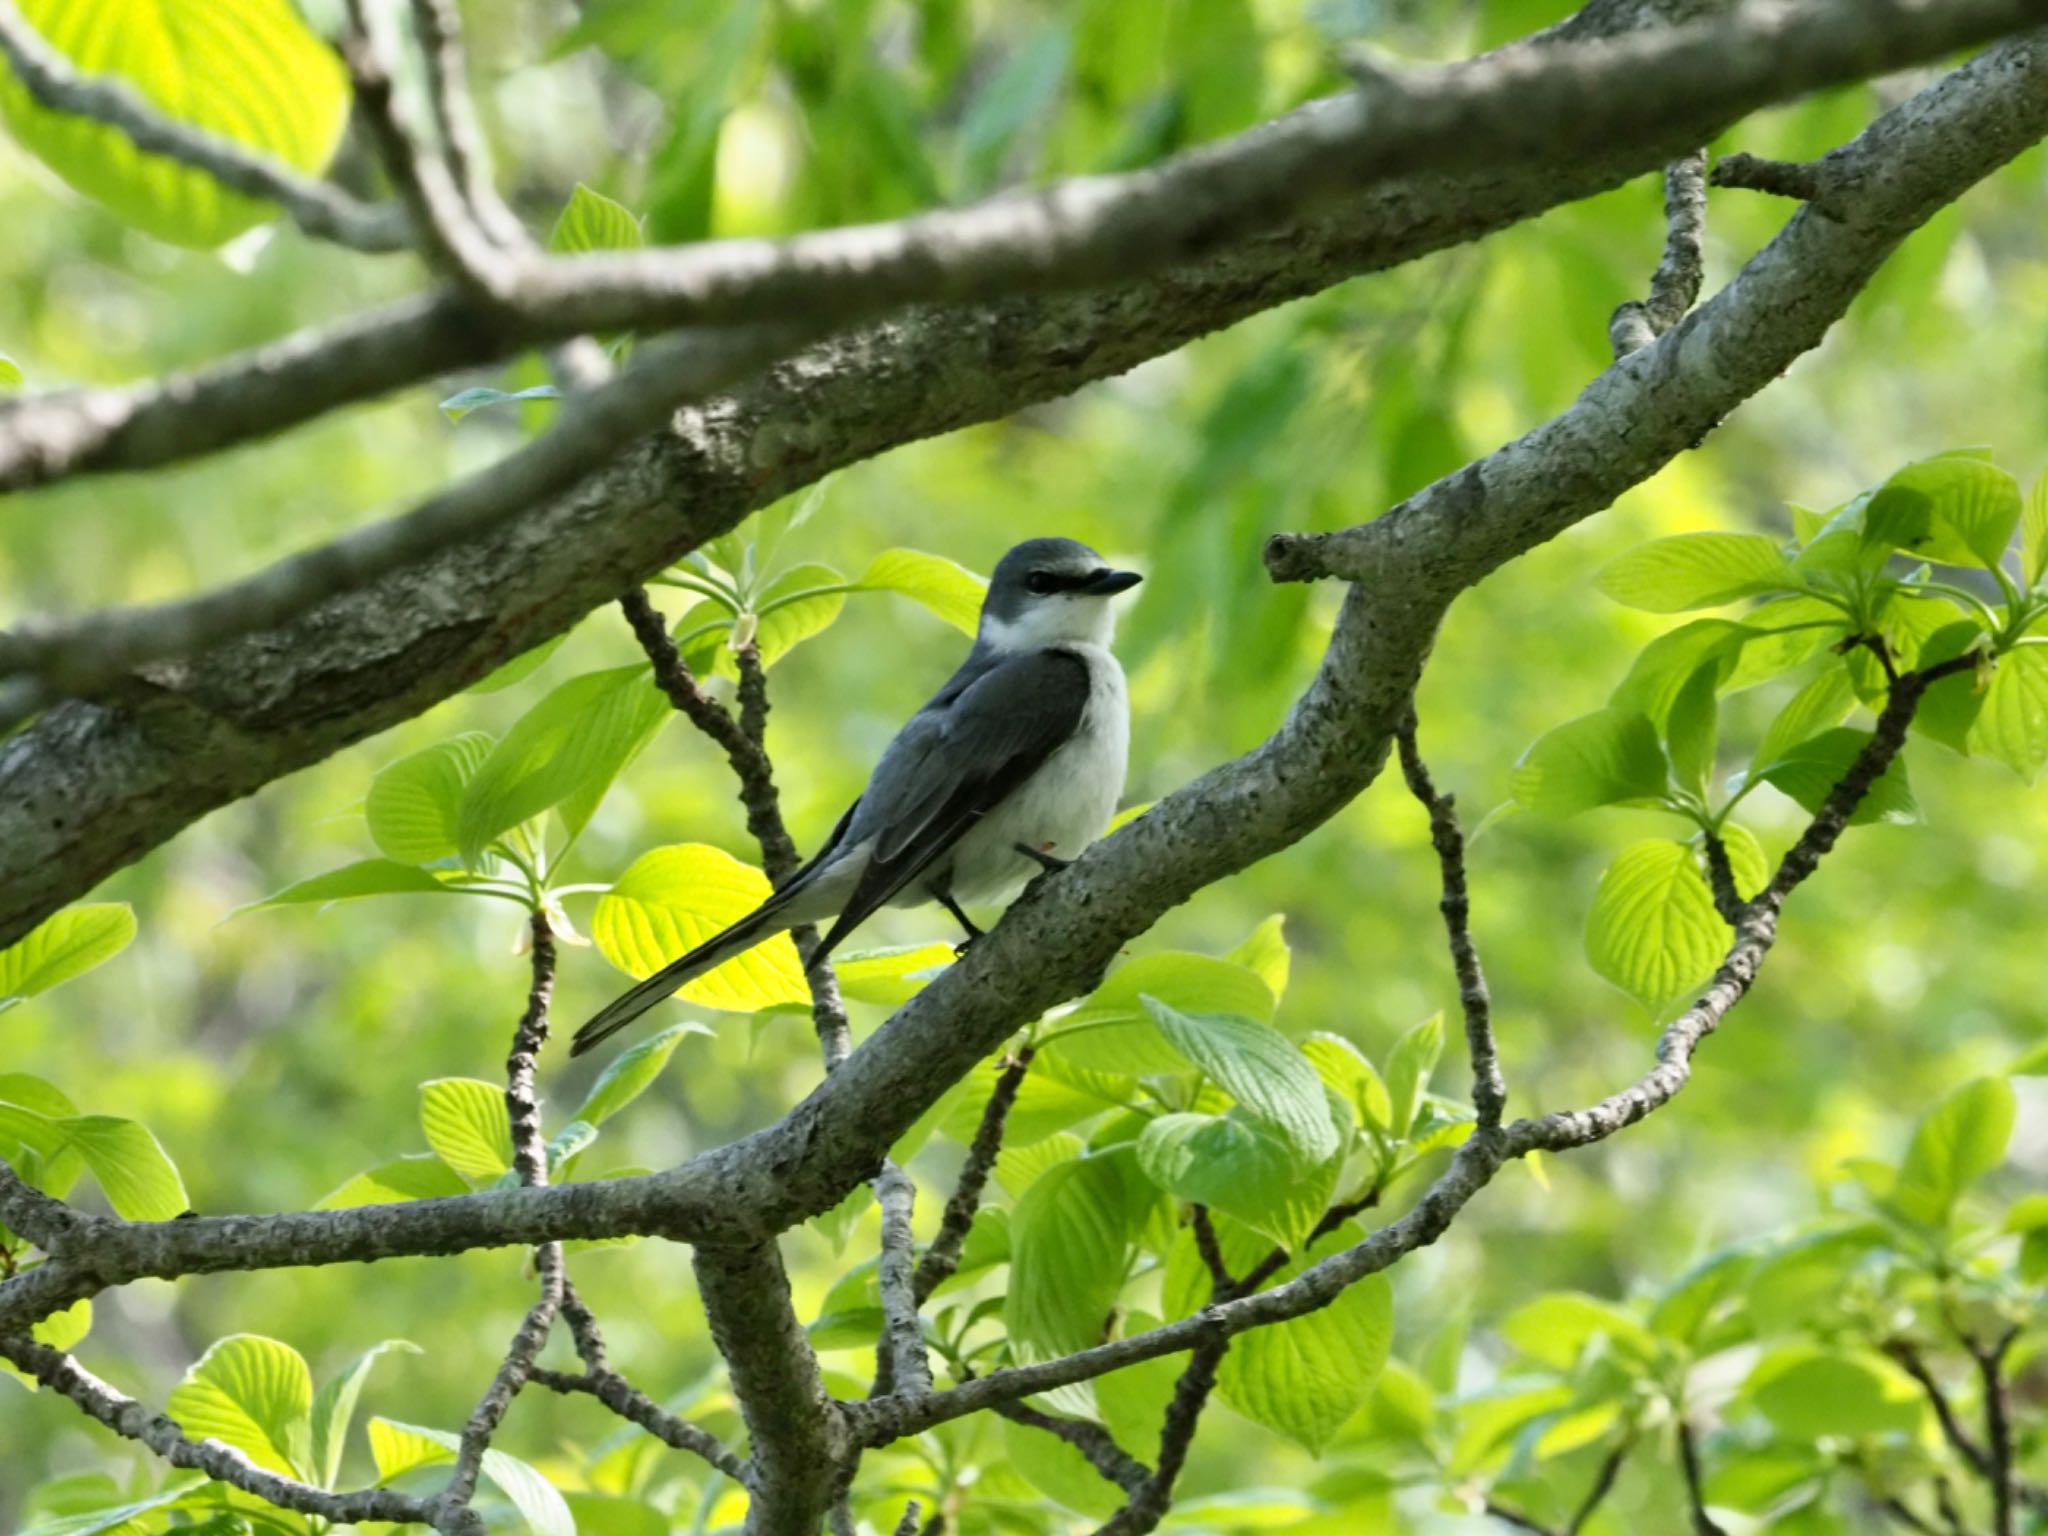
3,0,2047,1532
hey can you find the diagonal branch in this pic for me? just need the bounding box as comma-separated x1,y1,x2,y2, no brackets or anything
0,0,409,252
530,1366,748,1482
913,1048,1034,1305
0,1334,434,1524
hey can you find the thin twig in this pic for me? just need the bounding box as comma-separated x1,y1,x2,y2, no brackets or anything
1699,830,1747,925
1396,719,1506,1127
1093,1342,1226,1536
1887,1341,1992,1477
913,1049,1035,1305
1970,1327,2020,1536
1566,1437,1633,1535
1678,1420,1728,1536
435,914,563,1528
0,0,408,251
1483,1501,1557,1535
1611,149,1709,357
0,1335,433,1523
529,1366,748,1481
994,1401,1151,1495
406,0,528,253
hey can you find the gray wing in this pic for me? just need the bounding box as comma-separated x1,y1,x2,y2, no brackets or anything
813,648,1091,957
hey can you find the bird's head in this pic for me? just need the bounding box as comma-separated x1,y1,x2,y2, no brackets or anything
978,537,1143,653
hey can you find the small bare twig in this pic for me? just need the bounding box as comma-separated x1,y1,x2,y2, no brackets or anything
529,1365,747,1481
894,1500,925,1536
406,0,528,254
1969,1327,2021,1536
1887,1341,1993,1477
1711,150,1837,212
1395,719,1506,1127
1678,1420,1729,1536
1611,149,1709,357
0,0,408,251
994,1400,1151,1496
913,1048,1035,1304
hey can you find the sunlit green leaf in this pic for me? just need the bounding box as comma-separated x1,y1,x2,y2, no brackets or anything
1585,839,1724,1010
1746,1346,1922,1439
0,0,349,247
310,1339,419,1489
315,1154,469,1210
62,1115,187,1219
371,1419,574,1536
1756,728,1919,825
549,183,646,253
1499,1291,1657,1371
1007,1146,1157,1357
0,903,134,1008
592,843,809,1013
857,547,988,633
1891,1076,2014,1227
466,633,570,694
418,1078,512,1186
1381,1013,1443,1140
1135,1110,1336,1250
576,1021,713,1125
238,860,461,914
1226,914,1291,1000
1048,952,1275,1076
167,1335,314,1479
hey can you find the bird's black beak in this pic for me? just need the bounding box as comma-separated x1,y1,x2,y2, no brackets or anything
1080,567,1143,595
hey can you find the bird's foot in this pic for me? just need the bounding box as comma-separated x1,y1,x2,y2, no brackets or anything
1014,841,1071,875
953,933,978,960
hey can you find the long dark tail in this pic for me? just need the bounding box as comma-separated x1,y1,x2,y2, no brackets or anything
570,892,799,1056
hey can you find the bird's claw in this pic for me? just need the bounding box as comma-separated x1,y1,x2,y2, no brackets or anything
953,934,978,960
1014,841,1071,875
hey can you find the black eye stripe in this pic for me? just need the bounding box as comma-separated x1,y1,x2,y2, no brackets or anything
1026,569,1102,594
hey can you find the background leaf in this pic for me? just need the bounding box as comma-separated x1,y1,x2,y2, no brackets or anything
592,844,809,1013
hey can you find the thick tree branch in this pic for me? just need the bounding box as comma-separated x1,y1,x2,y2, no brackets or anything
0,325,801,727
694,1241,851,1536
0,0,2031,504
0,0,410,252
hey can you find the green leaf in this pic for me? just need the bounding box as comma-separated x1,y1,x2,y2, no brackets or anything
1597,533,1796,612
0,353,21,389
1585,839,1724,1010
371,1419,574,1536
575,1021,713,1125
1049,952,1275,1076
438,384,562,421
2022,472,2048,586
749,561,849,668
1753,668,1859,773
1499,1291,1657,1371
310,1340,419,1489
467,632,571,695
1381,1013,1444,1139
0,1073,78,1117
1892,1076,2014,1227
14,1481,207,1536
1216,1225,1393,1453
418,1078,512,1185
458,665,670,861
0,903,134,1006
0,0,349,247
1006,1146,1157,1357
1665,663,1719,798
62,1116,187,1219
365,734,494,866
1301,1033,1392,1133
1610,620,1749,728
1868,455,2022,570
1002,1413,1123,1519
1649,1248,1755,1345
238,860,460,914
857,547,988,634
831,942,956,1006
1226,915,1291,1000
592,843,810,1013
167,1335,315,1479
1724,597,1843,689
315,1154,469,1210
1746,1347,1922,1439
1140,996,1339,1167
1135,1111,1337,1251
1966,644,2048,782
549,183,646,253
1756,728,1919,825
1510,709,1669,817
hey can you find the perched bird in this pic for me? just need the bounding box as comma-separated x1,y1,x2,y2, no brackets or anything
571,537,1141,1056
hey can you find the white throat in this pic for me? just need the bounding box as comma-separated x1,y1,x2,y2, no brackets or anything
979,595,1118,654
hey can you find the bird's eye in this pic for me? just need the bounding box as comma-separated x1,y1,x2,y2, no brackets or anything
1025,571,1058,595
